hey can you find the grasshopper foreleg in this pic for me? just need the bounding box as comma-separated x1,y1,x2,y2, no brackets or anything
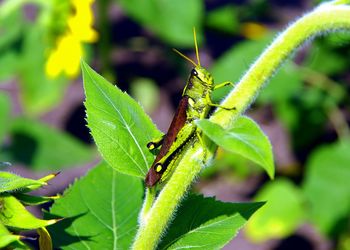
213,81,235,90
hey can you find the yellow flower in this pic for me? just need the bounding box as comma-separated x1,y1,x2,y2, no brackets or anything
46,33,82,78
45,0,98,78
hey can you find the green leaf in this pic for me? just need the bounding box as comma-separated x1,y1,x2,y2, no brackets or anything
82,61,161,178
118,0,203,46
0,92,11,143
47,162,143,249
14,193,58,206
158,195,264,249
302,140,350,235
245,179,305,242
0,171,45,193
0,194,58,230
0,222,24,249
197,116,275,178
2,118,94,170
18,26,68,115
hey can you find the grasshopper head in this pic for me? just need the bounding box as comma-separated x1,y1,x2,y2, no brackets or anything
191,66,214,86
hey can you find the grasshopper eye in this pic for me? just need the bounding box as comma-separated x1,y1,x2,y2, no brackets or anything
191,69,198,77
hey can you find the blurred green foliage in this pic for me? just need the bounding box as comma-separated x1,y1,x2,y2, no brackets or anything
118,0,204,46
246,179,305,242
0,118,94,170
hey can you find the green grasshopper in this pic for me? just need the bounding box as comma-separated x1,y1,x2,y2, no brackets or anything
145,29,235,187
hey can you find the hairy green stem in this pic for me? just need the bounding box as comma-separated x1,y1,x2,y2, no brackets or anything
133,1,350,249
138,188,156,225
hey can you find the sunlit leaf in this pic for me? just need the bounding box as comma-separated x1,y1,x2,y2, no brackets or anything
0,223,24,249
0,194,58,230
197,116,275,178
47,162,143,249
82,61,161,178
0,171,45,193
158,195,264,249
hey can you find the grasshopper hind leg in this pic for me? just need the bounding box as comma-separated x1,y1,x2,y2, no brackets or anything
147,135,165,151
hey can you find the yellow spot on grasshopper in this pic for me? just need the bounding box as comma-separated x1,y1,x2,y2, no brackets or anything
156,164,162,172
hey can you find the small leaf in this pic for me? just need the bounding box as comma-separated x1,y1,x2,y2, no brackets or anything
3,118,94,170
82,61,161,178
0,194,58,230
245,179,305,242
0,171,45,193
14,193,58,206
47,162,143,249
302,140,350,234
158,195,264,249
0,223,24,249
197,116,275,178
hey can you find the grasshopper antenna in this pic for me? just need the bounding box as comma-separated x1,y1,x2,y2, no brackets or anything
193,27,201,66
172,48,197,67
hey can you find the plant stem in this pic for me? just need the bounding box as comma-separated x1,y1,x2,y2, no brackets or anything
138,188,156,225
133,1,350,249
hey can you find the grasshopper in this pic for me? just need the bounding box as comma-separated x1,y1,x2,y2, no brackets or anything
145,29,234,187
